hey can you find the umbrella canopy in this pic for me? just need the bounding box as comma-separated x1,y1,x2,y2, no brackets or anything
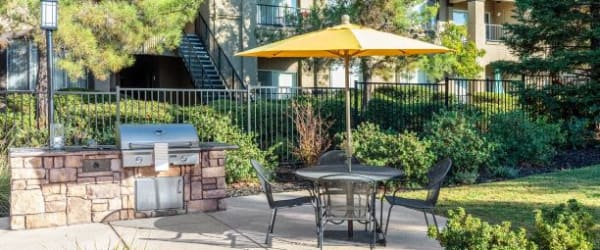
236,15,451,171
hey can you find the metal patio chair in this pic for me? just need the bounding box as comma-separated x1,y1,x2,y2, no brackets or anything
250,159,318,246
317,150,361,166
382,158,452,237
316,173,378,249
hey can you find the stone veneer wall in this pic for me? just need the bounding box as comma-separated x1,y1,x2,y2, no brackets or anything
9,148,228,230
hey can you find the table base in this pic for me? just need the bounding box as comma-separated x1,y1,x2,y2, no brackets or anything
322,230,386,246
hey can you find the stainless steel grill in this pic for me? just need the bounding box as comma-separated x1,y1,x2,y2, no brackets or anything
118,124,201,167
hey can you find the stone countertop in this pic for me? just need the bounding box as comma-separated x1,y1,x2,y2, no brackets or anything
9,146,120,157
9,142,238,157
198,142,238,151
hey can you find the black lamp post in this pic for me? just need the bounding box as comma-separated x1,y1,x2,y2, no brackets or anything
40,0,58,149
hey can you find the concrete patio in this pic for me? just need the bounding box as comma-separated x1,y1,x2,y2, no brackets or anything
0,191,444,249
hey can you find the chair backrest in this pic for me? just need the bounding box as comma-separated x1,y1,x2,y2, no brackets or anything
425,158,452,206
317,150,361,166
316,173,376,221
250,159,275,208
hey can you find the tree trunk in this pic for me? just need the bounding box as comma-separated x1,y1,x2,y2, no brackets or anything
36,48,48,130
590,2,600,83
360,58,373,111
313,59,318,88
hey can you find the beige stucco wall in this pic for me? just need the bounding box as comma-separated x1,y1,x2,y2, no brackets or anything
442,0,518,78
200,0,258,88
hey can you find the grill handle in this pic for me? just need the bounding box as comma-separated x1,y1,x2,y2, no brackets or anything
128,141,193,149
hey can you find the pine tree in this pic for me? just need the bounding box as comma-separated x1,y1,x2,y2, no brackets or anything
0,0,203,127
497,0,600,83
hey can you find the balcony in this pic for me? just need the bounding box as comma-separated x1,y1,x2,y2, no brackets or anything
256,4,307,27
486,24,507,42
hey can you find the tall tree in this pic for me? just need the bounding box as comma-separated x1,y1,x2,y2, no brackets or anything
419,24,485,81
497,0,600,83
0,0,203,128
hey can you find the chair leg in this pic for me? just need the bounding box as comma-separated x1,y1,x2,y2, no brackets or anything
383,204,394,237
431,210,440,233
423,210,430,227
379,197,384,231
319,218,325,250
265,208,278,245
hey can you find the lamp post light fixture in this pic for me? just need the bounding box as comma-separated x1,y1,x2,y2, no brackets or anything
40,0,60,149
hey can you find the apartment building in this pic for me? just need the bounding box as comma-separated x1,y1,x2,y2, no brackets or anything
438,0,518,78
203,0,520,88
0,0,520,91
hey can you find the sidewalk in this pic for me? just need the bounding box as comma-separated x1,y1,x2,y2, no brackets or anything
0,192,444,249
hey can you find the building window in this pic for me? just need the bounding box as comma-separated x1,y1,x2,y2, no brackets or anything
258,70,298,99
452,10,468,26
6,40,88,91
257,0,298,26
329,63,361,88
7,40,37,90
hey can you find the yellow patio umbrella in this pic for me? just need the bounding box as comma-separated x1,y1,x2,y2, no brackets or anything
237,15,451,171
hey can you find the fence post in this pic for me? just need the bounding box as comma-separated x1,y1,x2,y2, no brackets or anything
444,77,450,109
353,81,359,127
115,86,120,125
247,87,251,133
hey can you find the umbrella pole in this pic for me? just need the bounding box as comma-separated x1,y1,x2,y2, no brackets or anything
344,53,353,172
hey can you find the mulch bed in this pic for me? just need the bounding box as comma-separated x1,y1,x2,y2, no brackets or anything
227,147,600,198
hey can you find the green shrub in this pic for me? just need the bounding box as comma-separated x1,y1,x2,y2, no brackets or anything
6,93,36,114
0,126,15,216
564,117,595,149
471,92,519,114
533,199,595,250
365,98,443,132
518,82,600,123
425,111,496,184
487,111,565,167
183,106,277,183
428,207,536,250
338,123,435,186
430,200,596,250
373,85,440,104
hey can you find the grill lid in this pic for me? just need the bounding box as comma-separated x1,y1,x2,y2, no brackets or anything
118,124,199,150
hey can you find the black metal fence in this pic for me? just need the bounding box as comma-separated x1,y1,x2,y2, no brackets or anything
0,78,557,164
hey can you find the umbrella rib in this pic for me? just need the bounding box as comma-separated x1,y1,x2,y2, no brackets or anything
327,50,343,57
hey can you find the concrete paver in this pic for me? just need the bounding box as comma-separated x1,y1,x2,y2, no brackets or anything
0,218,122,250
0,191,444,250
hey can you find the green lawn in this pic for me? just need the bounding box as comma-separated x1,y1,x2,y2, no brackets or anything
404,165,600,241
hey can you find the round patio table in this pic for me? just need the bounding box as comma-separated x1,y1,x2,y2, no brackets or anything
295,164,402,182
295,164,402,242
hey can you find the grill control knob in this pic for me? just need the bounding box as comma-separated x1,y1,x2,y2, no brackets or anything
180,156,188,162
135,156,143,164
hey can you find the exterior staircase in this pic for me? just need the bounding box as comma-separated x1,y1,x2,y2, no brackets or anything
179,34,225,89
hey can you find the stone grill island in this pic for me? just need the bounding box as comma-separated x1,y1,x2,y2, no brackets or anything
8,142,236,230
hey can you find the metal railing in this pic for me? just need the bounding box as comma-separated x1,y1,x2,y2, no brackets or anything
256,4,306,26
180,37,209,88
195,15,246,89
486,24,507,42
2,77,588,163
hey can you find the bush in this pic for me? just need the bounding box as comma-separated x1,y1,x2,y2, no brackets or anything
425,111,496,184
564,117,595,149
428,207,536,250
183,106,277,183
365,98,443,132
487,111,565,167
6,93,36,114
518,82,600,123
338,123,435,186
291,101,333,166
373,85,440,104
533,199,595,250
430,200,596,250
